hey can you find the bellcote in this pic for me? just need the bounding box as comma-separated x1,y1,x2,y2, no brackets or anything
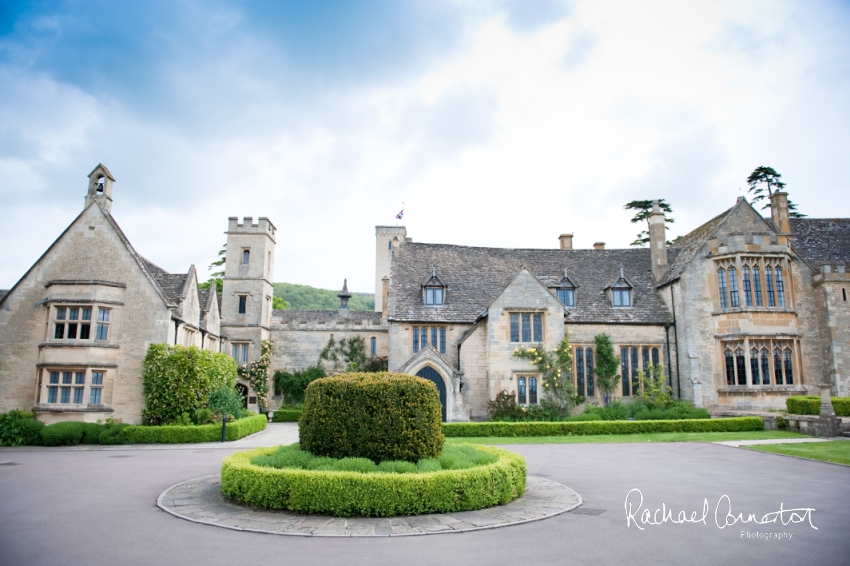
85,164,116,213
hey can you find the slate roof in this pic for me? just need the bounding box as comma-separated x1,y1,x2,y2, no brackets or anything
273,309,384,325
152,273,188,304
199,288,211,311
389,243,673,325
0,290,8,303
789,218,850,269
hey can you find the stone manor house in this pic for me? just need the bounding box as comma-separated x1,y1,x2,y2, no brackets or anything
0,164,848,423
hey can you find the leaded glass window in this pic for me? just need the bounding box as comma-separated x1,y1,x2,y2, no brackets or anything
517,377,527,405
750,348,760,385
510,313,543,342
718,268,728,309
753,266,763,306
576,348,585,397
529,377,538,404
729,267,739,307
621,347,631,396
725,349,735,385
742,266,753,307
773,348,783,384
586,348,595,397
631,347,640,394
775,267,785,307
735,348,746,385
784,348,793,384
765,269,776,307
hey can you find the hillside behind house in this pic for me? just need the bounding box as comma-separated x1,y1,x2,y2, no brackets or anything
274,283,375,311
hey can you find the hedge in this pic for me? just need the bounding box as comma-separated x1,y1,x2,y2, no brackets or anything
300,372,444,463
123,414,266,444
221,444,526,517
272,409,302,422
441,417,764,437
786,396,850,417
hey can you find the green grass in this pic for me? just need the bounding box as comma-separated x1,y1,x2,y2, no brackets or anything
744,440,850,466
445,430,808,445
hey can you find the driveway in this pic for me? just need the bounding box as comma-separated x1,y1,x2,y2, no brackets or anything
0,435,847,566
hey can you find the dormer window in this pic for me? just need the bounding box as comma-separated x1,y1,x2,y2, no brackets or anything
425,287,444,306
607,268,634,308
422,265,446,307
612,287,632,307
555,268,577,307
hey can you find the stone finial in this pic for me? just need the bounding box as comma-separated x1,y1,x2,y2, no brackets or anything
338,279,351,311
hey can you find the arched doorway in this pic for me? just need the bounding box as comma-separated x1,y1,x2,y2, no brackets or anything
236,383,249,409
416,366,446,422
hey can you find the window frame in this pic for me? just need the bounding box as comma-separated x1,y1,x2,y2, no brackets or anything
231,342,250,363
509,312,543,343
721,338,797,387
412,326,447,354
42,368,107,407
516,375,539,406
51,304,108,342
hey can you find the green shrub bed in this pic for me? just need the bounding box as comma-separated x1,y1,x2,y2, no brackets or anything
123,414,266,444
299,372,443,463
272,409,302,422
0,410,45,446
786,396,850,417
442,417,764,437
221,444,526,517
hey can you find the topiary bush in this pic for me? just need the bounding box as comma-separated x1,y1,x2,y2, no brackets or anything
299,372,444,463
272,408,302,422
222,444,526,517
208,387,248,420
123,414,266,444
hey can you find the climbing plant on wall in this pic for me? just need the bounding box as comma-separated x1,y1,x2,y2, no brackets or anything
237,339,273,408
512,336,577,417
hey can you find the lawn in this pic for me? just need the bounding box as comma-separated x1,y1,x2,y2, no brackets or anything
744,440,850,466
445,430,807,445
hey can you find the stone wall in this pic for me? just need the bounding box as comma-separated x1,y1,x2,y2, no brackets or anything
0,204,174,424
814,266,850,396
458,322,488,420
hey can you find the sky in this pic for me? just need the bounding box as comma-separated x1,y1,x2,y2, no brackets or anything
1,0,849,293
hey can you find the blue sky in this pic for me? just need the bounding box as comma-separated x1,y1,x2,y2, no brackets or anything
1,0,849,292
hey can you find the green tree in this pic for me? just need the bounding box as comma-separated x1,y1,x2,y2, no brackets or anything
746,166,806,218
274,282,374,311
272,296,290,310
623,199,675,246
320,336,366,372
593,333,620,405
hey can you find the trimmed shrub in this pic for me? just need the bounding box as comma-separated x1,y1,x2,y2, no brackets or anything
40,421,86,446
272,408,302,422
0,410,44,446
123,414,266,444
98,424,130,445
786,396,850,417
221,444,526,517
142,344,237,425
299,372,444,463
81,423,107,444
442,416,764,437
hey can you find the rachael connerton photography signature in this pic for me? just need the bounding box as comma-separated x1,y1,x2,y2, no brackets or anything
623,488,817,530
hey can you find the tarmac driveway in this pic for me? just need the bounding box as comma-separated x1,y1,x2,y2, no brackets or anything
0,440,847,566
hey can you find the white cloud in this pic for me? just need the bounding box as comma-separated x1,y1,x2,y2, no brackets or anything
1,0,848,293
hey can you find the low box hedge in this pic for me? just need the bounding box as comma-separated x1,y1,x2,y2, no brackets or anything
221,444,526,517
272,409,302,422
786,396,850,417
123,414,266,444
441,416,764,437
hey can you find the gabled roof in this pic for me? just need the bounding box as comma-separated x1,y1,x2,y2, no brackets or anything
658,197,777,287
88,163,115,181
0,290,8,303
788,218,850,269
389,243,672,325
0,199,190,311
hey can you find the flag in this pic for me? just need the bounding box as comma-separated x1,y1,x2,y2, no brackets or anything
396,209,404,220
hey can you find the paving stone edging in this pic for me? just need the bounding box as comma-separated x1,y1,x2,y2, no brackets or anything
157,474,582,537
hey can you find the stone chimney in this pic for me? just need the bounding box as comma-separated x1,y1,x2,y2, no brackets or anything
381,277,389,318
593,242,606,250
338,279,351,312
770,191,791,234
648,200,669,282
559,233,574,250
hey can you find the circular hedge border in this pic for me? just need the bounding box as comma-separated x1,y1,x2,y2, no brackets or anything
220,445,527,517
